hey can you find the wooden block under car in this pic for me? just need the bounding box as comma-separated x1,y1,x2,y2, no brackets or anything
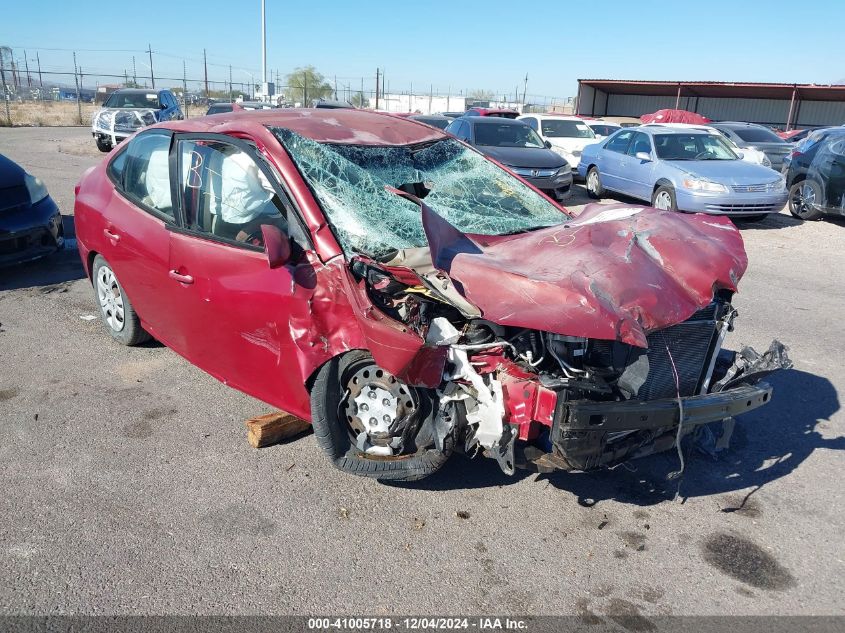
246,412,311,448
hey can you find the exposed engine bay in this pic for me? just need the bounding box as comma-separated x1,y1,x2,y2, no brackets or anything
350,252,791,476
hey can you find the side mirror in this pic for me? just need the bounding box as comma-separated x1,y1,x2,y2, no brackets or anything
544,140,552,149
635,151,652,162
736,151,745,159
261,224,291,269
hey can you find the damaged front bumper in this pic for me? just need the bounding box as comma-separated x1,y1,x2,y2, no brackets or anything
544,381,772,472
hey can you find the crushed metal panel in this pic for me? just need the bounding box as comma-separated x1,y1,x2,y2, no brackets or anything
421,201,748,347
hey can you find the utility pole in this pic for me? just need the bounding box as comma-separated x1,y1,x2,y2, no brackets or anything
521,73,528,109
0,48,11,125
147,44,155,88
182,60,187,117
72,51,82,125
203,49,209,99
132,56,137,85
375,68,379,110
261,0,267,86
228,65,233,102
23,50,31,88
35,51,42,88
303,72,308,107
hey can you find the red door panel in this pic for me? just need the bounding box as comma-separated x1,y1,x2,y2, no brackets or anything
166,231,310,412
98,191,174,335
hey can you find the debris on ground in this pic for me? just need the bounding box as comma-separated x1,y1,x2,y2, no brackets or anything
245,411,310,448
456,510,471,520
339,508,349,519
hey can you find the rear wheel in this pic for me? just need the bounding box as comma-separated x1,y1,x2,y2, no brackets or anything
788,180,823,220
310,351,453,481
651,185,677,211
585,167,604,199
92,255,150,346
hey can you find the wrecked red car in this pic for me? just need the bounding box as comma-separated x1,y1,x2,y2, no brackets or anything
73,109,790,481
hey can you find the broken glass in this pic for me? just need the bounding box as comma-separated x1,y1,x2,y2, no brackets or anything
270,127,569,258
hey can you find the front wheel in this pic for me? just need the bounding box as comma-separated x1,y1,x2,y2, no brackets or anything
310,351,453,481
95,136,112,153
651,185,677,211
788,180,823,220
586,167,604,199
92,255,151,346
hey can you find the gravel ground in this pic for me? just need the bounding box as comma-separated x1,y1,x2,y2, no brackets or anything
1,127,843,620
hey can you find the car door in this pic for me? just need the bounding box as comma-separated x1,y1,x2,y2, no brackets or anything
98,130,181,336
165,132,314,406
598,129,635,193
621,132,657,201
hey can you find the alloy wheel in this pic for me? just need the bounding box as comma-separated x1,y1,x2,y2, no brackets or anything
96,265,125,332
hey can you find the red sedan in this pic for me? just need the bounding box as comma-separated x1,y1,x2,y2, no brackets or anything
74,109,788,481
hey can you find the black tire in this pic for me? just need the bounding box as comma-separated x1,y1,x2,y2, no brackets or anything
585,166,604,199
788,180,824,220
651,185,678,211
310,351,453,481
95,136,112,153
91,255,151,346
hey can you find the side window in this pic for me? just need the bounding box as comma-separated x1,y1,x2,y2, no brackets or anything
107,147,128,185
177,138,298,248
121,132,174,220
605,130,634,154
522,117,538,131
627,132,652,156
461,121,472,142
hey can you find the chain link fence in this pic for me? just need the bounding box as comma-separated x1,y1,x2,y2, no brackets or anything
0,48,575,127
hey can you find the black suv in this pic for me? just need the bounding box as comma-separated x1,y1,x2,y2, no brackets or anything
784,127,845,220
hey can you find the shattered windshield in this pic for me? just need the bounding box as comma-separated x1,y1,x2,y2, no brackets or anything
270,128,569,258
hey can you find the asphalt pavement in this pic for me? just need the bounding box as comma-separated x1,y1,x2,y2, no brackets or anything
0,127,843,619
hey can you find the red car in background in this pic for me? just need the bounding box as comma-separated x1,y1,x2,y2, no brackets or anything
463,107,520,118
73,109,789,481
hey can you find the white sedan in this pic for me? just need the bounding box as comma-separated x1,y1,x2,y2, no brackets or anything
517,114,597,173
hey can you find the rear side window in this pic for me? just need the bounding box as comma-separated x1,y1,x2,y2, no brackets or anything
121,132,174,220
605,130,634,153
522,117,538,131
732,126,784,144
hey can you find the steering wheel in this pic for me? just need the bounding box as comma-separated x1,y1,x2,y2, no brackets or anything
694,150,714,160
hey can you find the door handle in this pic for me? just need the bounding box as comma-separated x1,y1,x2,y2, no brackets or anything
169,270,194,284
103,228,120,243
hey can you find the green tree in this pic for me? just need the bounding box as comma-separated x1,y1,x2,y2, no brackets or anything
285,66,333,106
350,91,369,108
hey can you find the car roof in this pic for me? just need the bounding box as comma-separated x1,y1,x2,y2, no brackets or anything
465,117,529,126
635,126,716,136
112,88,165,95
157,107,447,146
710,121,765,129
522,113,582,121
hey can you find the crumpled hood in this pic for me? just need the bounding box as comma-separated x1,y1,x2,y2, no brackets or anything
421,202,747,348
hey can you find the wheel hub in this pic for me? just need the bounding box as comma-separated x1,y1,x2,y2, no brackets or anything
344,365,416,454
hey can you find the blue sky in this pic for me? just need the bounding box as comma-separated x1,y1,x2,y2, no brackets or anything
2,0,843,99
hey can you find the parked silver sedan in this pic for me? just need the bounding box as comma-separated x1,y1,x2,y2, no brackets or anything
578,127,788,220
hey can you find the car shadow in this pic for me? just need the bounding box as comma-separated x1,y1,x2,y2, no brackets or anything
393,369,843,507
732,212,803,231
0,216,86,292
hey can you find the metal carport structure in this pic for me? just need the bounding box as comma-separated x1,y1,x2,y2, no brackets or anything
576,80,845,130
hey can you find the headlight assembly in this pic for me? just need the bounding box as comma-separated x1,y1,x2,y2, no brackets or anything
682,178,728,194
24,173,49,204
